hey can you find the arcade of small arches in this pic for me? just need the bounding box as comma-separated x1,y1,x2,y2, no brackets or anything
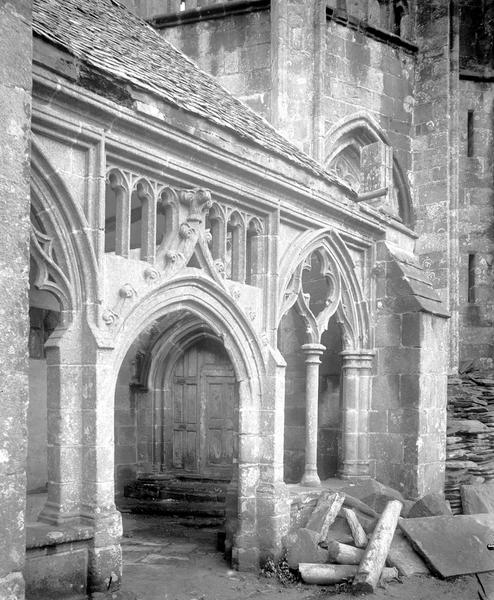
104,166,265,285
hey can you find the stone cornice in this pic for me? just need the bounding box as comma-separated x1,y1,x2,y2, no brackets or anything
149,0,270,29
326,7,418,55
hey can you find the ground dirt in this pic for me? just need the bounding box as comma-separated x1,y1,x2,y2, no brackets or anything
117,513,480,600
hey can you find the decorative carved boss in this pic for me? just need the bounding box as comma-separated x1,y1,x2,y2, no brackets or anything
155,187,212,276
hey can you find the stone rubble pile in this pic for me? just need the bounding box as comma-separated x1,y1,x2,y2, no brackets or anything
447,376,494,513
282,483,433,593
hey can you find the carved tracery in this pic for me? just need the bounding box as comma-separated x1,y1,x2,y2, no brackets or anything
30,219,72,315
278,230,370,351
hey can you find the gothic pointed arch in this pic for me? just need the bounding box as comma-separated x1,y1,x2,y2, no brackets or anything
278,228,370,351
325,112,414,226
30,140,100,323
111,273,266,398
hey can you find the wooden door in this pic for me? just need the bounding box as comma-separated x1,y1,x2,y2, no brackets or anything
201,368,235,479
169,341,236,479
172,375,200,472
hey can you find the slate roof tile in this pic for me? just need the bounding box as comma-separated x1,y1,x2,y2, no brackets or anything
33,0,344,188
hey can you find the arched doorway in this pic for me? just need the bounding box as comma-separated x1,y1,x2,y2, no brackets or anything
113,308,243,563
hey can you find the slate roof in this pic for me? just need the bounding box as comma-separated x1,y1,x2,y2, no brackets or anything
32,0,342,187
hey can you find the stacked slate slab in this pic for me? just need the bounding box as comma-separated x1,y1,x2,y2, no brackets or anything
446,376,494,513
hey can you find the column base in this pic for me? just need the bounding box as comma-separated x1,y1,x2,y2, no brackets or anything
338,461,371,480
38,501,80,526
88,544,122,593
300,470,321,487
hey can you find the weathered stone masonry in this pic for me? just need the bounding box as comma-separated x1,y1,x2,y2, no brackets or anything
0,1,459,598
0,1,32,598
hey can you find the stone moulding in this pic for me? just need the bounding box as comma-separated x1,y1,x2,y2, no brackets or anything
325,6,418,54
149,0,270,29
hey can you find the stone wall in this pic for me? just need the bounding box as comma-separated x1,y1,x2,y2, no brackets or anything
457,80,494,367
371,241,449,498
412,1,459,371
0,1,32,598
323,15,415,176
160,11,272,117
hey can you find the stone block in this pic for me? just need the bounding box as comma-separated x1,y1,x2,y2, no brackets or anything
285,528,329,569
387,529,429,576
399,374,421,407
408,492,453,518
369,435,404,466
376,347,420,375
369,410,388,433
388,408,420,434
371,374,400,410
401,312,422,347
25,544,88,599
375,313,402,347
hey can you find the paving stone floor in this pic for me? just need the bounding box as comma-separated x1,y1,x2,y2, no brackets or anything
117,513,482,600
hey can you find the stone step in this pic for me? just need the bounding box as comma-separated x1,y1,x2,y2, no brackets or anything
119,497,225,519
122,476,229,521
124,476,228,503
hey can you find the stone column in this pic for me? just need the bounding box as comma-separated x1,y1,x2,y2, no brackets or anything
255,347,290,565
39,328,83,524
81,347,122,594
300,343,325,487
0,1,32,597
339,351,374,480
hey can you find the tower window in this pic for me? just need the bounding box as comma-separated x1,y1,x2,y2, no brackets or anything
468,253,476,303
467,110,474,157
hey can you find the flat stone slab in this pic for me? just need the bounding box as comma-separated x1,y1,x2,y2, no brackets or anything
386,530,429,577
141,553,190,564
461,483,494,514
400,515,494,577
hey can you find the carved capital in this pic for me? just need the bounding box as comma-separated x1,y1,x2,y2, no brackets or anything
135,180,153,202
